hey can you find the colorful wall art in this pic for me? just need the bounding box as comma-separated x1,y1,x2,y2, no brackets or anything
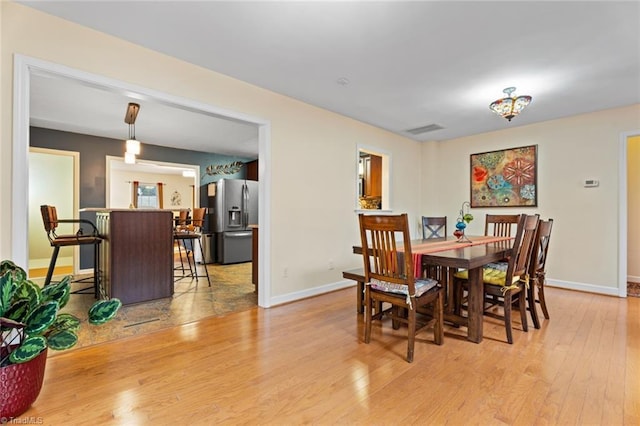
470,145,537,207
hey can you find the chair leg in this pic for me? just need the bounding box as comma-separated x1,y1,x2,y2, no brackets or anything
176,241,186,276
504,291,513,344
44,246,61,286
538,274,550,319
528,278,540,329
406,305,416,363
434,291,444,345
364,287,372,344
185,244,195,277
519,290,528,332
392,306,402,330
196,237,211,286
356,280,364,314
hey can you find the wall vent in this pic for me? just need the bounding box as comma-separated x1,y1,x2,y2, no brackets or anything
405,124,444,135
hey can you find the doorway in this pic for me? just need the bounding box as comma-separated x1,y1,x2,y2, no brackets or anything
13,54,273,308
627,134,640,297
28,148,79,278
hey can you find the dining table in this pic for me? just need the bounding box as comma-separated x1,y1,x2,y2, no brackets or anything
353,235,513,343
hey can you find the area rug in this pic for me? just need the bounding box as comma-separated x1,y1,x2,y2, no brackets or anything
51,263,257,353
628,282,640,298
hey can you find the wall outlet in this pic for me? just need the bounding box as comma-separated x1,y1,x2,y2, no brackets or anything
283,267,288,278
328,260,334,270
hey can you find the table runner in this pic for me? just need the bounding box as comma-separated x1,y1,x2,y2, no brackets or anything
406,235,513,278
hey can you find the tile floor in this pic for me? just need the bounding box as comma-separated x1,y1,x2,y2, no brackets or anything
37,262,257,354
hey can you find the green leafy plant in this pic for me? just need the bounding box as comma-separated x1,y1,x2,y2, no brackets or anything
0,260,121,366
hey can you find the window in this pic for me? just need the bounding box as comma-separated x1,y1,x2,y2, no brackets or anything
137,183,159,208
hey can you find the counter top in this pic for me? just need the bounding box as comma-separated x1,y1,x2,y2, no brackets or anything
81,208,189,213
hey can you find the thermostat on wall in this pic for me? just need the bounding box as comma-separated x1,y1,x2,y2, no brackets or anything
584,179,599,188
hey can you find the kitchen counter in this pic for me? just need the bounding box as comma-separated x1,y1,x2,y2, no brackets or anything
95,210,174,305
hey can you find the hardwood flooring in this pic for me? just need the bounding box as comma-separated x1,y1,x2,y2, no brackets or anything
21,286,640,425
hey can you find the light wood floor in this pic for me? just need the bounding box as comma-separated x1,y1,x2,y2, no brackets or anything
23,286,639,425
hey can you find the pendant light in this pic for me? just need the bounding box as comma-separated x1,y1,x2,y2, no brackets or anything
124,103,141,158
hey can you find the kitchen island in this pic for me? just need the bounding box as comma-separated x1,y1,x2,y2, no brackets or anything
93,209,174,305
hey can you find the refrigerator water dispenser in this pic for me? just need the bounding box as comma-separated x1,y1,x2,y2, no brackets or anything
228,206,242,227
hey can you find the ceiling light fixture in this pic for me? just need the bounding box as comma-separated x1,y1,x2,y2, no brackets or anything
124,152,136,164
124,102,141,157
489,87,532,122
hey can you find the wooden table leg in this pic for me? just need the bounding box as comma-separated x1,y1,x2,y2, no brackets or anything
466,267,484,343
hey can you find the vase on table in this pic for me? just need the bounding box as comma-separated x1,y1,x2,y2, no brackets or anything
454,201,473,243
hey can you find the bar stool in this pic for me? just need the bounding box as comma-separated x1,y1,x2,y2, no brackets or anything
173,208,211,286
40,205,102,297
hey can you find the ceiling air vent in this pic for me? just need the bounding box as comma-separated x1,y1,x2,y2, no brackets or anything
405,124,444,135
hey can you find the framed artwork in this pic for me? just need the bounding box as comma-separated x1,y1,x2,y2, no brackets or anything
470,145,537,207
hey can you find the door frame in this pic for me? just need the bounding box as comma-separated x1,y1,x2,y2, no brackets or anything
619,130,640,297
13,54,273,307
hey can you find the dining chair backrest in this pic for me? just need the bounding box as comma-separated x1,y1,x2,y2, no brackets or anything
358,213,415,295
485,214,521,238
422,216,447,239
40,204,98,241
177,210,189,226
191,208,206,230
40,204,59,236
505,214,540,283
529,219,554,278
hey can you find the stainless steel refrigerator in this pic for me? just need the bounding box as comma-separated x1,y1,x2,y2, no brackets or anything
213,178,258,264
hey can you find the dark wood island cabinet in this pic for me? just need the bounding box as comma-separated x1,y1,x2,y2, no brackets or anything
95,209,174,305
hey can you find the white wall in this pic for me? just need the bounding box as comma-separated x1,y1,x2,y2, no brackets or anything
426,106,640,295
109,169,195,210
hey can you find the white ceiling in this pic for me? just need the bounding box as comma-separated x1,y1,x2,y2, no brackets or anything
20,1,640,155
29,72,261,158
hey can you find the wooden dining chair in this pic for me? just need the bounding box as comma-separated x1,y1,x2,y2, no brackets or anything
422,216,447,239
40,205,102,297
358,213,444,363
527,218,554,329
421,216,453,310
485,214,521,237
454,214,539,344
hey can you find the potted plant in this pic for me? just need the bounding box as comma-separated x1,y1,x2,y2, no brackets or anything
0,260,121,418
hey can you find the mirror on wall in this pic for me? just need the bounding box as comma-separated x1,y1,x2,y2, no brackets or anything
357,147,390,210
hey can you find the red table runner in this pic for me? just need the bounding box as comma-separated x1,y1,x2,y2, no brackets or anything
406,235,513,278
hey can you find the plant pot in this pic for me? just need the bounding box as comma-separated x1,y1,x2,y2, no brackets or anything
0,348,48,419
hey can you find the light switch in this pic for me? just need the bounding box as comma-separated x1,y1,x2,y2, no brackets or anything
584,179,599,188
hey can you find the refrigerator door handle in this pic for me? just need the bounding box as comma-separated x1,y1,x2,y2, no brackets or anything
226,231,252,238
242,183,249,228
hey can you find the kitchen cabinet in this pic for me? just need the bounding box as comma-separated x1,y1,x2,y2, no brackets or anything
363,154,382,197
246,160,258,181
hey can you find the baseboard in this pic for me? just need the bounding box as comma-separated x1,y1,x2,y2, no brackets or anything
546,278,620,297
268,276,623,307
627,275,640,283
269,280,356,307
29,257,72,269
